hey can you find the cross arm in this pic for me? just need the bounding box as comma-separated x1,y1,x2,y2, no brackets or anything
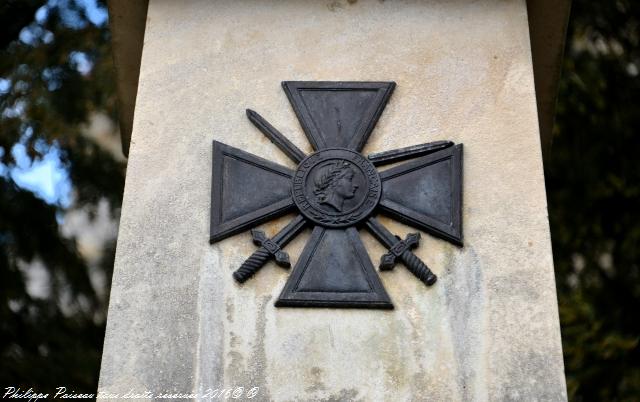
376,143,463,246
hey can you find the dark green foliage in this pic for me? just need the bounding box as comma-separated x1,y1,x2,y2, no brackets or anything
547,1,640,400
0,0,122,391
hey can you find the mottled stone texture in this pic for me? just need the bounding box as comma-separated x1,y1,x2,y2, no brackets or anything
99,0,567,400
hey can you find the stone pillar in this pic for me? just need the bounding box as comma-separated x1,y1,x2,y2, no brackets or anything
101,0,568,400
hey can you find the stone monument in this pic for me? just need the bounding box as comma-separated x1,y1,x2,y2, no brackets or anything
102,0,570,400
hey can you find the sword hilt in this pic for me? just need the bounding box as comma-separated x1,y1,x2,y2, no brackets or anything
233,229,290,283
250,229,290,266
399,249,437,286
379,232,437,286
234,247,272,283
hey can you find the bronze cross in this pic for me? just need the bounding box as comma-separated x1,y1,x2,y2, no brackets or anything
210,81,462,309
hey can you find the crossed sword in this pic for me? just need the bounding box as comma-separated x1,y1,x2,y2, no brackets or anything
232,110,449,286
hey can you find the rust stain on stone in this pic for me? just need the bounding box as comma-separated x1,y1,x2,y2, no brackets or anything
225,298,234,323
229,331,240,348
326,1,344,12
304,366,327,393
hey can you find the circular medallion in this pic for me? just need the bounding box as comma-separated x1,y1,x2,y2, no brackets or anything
292,148,381,228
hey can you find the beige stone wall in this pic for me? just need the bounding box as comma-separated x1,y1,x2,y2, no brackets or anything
99,0,567,400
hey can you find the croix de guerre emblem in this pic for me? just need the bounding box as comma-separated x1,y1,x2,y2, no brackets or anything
210,81,462,309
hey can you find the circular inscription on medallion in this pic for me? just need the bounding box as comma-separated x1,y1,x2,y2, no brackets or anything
292,148,381,228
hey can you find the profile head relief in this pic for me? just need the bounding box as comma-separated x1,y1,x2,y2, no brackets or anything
312,160,359,212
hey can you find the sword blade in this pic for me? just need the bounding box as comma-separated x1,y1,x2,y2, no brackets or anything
364,217,398,248
246,109,307,164
271,214,308,245
367,140,453,166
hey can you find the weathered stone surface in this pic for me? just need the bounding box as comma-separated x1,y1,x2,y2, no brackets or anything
100,0,567,400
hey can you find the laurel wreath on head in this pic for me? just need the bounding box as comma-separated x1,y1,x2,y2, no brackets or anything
313,161,353,203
